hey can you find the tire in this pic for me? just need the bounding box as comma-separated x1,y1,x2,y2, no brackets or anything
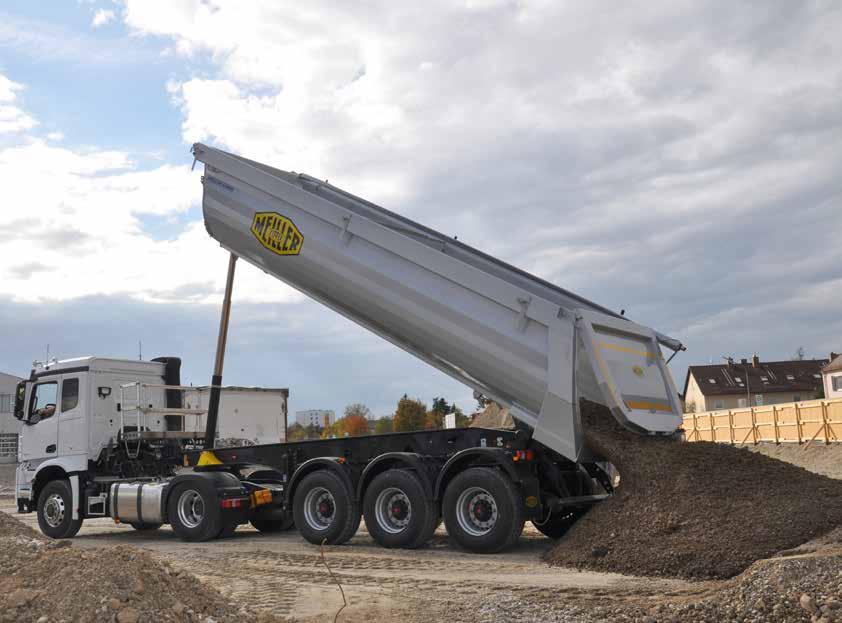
130,522,163,532
293,470,360,546
442,467,524,554
167,481,223,542
363,469,438,549
532,507,588,539
37,480,83,539
250,515,295,533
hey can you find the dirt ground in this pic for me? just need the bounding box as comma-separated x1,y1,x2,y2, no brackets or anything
2,444,840,622
0,501,705,623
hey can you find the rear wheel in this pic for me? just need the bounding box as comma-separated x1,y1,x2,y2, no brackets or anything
167,481,223,542
37,480,83,539
363,469,437,549
442,467,524,553
293,470,360,545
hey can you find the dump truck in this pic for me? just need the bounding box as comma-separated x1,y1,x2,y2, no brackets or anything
14,144,684,553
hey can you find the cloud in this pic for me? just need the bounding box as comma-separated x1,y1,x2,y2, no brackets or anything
91,9,116,28
120,1,842,378
0,71,301,306
0,74,37,134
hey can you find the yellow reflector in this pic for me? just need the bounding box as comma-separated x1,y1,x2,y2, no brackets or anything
196,450,223,466
251,489,272,507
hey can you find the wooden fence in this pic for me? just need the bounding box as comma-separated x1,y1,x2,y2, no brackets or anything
682,397,842,445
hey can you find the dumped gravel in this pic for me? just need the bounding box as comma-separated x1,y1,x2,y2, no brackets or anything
0,511,283,623
470,403,514,428
547,402,842,580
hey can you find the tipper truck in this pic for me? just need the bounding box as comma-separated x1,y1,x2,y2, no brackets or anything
14,144,685,553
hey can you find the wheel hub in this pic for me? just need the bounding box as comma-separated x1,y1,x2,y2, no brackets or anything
303,487,337,531
43,493,65,528
176,489,205,529
375,487,412,534
455,487,498,536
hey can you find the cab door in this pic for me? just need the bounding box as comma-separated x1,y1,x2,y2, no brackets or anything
57,374,86,456
19,380,60,460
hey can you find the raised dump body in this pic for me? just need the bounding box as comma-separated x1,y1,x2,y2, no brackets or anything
193,144,683,461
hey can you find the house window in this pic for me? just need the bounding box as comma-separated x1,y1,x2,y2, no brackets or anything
738,398,747,408
755,394,764,406
760,376,769,383
714,400,724,410
793,395,801,402
0,394,11,413
786,374,795,381
708,379,717,384
833,376,842,391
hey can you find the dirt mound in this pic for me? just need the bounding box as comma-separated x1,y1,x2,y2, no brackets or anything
546,402,842,580
470,403,514,428
0,512,283,623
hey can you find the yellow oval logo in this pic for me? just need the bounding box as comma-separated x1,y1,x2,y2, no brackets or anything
251,211,303,256
525,495,539,508
632,365,644,378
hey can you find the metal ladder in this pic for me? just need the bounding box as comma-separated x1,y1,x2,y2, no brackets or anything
119,382,207,459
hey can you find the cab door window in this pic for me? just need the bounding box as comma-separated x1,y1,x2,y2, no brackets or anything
29,382,58,422
61,378,79,412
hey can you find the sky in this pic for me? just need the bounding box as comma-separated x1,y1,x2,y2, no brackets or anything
1,0,841,418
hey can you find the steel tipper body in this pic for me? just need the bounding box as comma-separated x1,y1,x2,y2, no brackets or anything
193,143,684,462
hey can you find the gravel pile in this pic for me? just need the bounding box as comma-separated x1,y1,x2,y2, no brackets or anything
0,511,283,623
470,403,514,428
546,401,842,580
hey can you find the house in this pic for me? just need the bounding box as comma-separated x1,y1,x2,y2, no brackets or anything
823,352,842,399
682,355,828,413
0,371,23,463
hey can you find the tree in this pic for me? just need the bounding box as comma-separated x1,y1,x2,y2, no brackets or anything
792,346,806,361
342,413,371,437
374,417,393,434
287,422,307,441
393,395,427,432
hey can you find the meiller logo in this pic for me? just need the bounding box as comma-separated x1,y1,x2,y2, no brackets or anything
250,211,303,256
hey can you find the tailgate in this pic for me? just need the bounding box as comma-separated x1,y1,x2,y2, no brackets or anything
576,309,683,434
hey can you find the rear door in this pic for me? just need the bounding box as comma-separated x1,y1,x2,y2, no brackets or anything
576,309,682,434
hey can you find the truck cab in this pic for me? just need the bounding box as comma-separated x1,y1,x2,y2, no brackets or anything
14,357,187,531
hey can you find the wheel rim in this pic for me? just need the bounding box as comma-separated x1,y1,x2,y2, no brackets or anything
455,487,498,537
303,486,336,532
43,493,65,528
176,489,205,529
374,486,412,534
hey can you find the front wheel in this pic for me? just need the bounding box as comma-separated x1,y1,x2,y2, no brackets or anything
442,467,524,554
37,480,83,539
293,470,360,546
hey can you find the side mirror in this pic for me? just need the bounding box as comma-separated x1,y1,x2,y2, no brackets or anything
13,381,26,421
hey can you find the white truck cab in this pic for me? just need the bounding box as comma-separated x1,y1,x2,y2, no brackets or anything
15,357,182,532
